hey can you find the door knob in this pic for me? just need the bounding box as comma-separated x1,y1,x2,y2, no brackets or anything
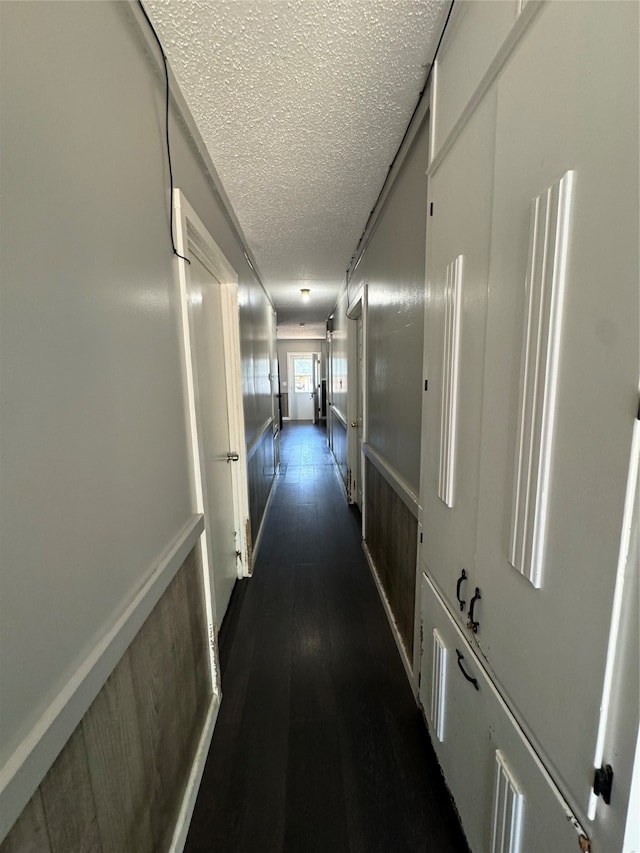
226,452,240,462
351,421,358,428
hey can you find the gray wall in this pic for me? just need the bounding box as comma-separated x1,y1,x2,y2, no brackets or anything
0,0,274,828
348,119,429,494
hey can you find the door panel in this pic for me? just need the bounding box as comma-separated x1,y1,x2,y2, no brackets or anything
356,315,363,508
472,0,639,827
420,575,587,853
187,255,238,626
420,91,497,620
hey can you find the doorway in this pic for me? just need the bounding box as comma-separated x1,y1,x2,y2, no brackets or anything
287,352,317,421
174,190,251,631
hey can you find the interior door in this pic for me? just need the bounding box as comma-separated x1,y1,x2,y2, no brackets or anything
355,315,364,508
312,353,320,424
187,254,238,626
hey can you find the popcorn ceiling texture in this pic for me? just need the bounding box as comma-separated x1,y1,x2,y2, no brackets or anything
146,0,447,325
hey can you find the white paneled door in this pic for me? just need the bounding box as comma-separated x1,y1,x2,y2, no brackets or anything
186,255,238,626
174,190,251,632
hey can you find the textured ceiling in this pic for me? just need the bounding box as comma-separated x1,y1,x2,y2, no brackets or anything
145,0,447,331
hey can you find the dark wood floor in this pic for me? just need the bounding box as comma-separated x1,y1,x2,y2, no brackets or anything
185,422,468,853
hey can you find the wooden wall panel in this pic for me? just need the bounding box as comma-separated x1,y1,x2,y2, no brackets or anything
330,413,347,488
39,726,102,853
129,586,190,851
82,650,155,853
364,458,417,657
248,423,276,543
184,547,212,710
0,792,51,853
1,548,210,853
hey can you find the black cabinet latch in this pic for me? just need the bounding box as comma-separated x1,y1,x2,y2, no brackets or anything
593,765,613,805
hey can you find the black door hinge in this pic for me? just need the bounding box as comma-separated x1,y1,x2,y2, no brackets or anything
420,532,423,543
424,379,428,391
429,202,434,216
593,765,614,805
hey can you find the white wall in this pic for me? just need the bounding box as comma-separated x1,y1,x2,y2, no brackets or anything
0,0,275,820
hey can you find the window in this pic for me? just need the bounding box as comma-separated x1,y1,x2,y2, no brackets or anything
293,357,313,393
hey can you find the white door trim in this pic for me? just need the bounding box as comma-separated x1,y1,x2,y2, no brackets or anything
346,284,368,516
287,351,317,421
173,189,251,678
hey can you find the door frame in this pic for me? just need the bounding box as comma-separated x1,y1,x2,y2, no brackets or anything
347,283,368,518
173,189,251,642
286,351,317,421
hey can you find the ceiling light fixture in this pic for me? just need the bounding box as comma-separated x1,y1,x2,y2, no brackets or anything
300,288,310,302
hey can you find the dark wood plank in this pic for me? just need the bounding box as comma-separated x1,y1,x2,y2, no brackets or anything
185,559,294,853
290,564,337,722
39,724,102,853
284,720,349,853
0,791,51,853
82,650,154,853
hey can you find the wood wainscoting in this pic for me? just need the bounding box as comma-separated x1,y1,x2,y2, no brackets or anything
247,419,277,554
329,409,348,490
1,547,210,853
364,457,418,661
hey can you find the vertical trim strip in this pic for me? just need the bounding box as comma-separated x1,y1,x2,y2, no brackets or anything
438,255,464,507
588,413,640,819
509,172,574,587
431,629,447,742
491,750,524,853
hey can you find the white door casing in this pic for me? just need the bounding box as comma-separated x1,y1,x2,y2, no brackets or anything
347,285,367,512
173,190,251,635
287,352,316,421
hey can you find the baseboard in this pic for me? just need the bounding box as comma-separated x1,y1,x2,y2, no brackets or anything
362,542,418,697
168,694,220,853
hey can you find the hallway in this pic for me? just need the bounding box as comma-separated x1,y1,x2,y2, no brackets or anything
185,423,468,853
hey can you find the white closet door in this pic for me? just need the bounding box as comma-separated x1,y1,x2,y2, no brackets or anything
471,1,639,838
420,575,588,853
420,91,497,620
